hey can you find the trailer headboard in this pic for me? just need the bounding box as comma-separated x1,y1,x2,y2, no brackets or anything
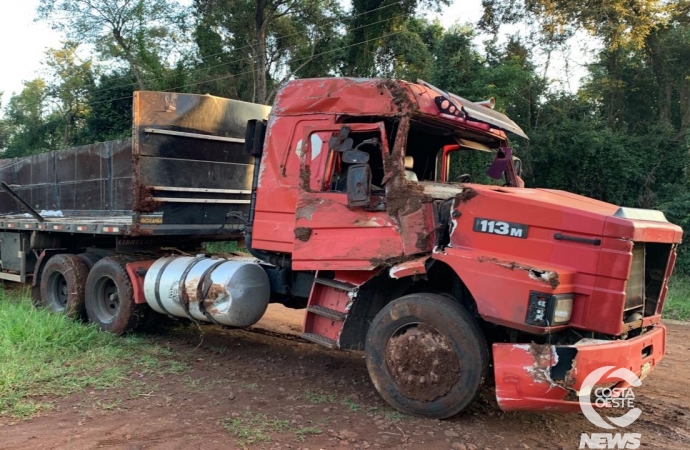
132,91,271,234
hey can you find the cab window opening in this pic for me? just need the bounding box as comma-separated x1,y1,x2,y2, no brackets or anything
327,130,385,192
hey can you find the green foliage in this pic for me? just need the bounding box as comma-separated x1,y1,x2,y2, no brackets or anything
665,275,690,320
0,288,171,419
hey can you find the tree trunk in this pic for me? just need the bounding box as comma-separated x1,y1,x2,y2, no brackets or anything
112,28,146,91
255,0,268,104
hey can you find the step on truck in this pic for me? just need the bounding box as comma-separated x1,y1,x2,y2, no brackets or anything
0,78,681,418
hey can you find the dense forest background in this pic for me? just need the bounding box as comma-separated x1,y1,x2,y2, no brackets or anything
1,0,690,271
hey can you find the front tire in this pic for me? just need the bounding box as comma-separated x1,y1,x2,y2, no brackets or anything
365,293,488,419
39,254,89,319
85,256,146,334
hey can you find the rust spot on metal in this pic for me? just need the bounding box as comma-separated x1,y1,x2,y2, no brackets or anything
477,257,560,289
294,227,312,242
370,255,411,268
454,187,478,204
521,343,576,390
377,79,416,114
186,277,201,302
134,186,162,213
299,165,312,192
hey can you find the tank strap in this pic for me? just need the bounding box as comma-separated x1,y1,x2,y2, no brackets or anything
178,257,206,324
153,257,177,316
195,259,227,326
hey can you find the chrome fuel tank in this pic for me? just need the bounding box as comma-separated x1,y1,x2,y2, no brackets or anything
143,256,270,327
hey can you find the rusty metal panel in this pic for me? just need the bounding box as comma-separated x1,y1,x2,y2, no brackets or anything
132,91,270,227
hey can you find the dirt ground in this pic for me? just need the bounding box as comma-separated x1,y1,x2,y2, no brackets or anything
1,305,689,450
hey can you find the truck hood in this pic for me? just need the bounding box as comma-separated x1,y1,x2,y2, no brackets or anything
419,182,680,241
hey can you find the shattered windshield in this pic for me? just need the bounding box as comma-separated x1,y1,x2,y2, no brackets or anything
446,149,505,185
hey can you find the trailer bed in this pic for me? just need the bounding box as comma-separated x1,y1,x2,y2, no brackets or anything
0,92,271,237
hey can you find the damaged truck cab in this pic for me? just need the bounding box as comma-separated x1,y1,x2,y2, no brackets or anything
247,78,681,417
6,78,680,420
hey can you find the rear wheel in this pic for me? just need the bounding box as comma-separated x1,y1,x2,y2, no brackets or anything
85,256,146,334
39,254,89,319
76,252,102,270
365,293,488,419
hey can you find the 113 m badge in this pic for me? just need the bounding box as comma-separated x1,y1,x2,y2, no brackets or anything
473,218,528,238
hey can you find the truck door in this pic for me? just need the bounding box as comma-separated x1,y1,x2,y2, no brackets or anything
291,123,403,271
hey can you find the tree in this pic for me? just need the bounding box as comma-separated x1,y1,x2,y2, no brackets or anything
1,79,57,157
343,0,449,77
36,0,184,90
43,43,94,147
193,0,342,104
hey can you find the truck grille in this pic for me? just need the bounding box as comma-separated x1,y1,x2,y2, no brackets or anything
624,242,673,316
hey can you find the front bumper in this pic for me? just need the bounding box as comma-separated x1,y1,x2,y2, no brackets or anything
493,325,666,412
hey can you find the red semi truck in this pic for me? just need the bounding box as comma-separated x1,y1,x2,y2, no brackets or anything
0,78,681,418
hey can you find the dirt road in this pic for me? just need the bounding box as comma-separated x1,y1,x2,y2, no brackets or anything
1,306,688,449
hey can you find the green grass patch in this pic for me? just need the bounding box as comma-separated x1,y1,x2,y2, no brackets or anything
665,276,690,321
0,288,172,420
204,241,246,255
220,412,293,446
220,412,324,446
305,390,336,404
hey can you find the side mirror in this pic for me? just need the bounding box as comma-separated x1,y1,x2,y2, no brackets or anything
346,164,371,207
512,156,523,177
342,149,370,164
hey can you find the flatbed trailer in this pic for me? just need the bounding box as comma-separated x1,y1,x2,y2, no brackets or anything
0,91,269,282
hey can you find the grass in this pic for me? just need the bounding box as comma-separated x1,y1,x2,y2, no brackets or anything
204,241,246,255
220,411,323,446
305,390,336,404
220,412,292,446
666,276,690,321
0,287,173,420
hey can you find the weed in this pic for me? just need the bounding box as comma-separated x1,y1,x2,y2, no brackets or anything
666,276,690,321
306,390,336,404
295,426,322,442
0,289,173,419
220,412,293,446
341,397,361,412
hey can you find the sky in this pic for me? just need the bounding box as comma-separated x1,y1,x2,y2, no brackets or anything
0,0,596,108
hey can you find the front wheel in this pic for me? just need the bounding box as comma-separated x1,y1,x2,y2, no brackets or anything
365,293,488,419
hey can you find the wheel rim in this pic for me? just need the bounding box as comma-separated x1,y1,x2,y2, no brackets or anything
46,272,69,311
385,323,461,403
93,276,120,323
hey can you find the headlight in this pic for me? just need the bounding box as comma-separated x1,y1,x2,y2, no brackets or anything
526,292,574,326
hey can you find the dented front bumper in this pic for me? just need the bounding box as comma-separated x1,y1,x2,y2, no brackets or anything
493,325,666,412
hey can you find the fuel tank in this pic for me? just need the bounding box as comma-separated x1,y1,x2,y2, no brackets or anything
143,256,270,327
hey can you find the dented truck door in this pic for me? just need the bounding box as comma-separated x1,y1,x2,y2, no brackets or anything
291,123,403,271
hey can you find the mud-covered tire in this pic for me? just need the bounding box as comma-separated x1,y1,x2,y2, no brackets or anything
85,256,146,334
76,252,102,270
39,254,89,319
365,293,489,419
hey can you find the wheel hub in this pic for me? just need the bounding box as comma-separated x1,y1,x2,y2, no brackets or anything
385,324,460,402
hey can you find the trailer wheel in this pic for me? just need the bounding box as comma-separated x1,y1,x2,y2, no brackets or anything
365,293,488,419
40,254,89,319
76,252,102,270
85,256,145,334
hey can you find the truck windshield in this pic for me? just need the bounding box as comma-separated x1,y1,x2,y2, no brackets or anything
404,118,512,185
444,149,505,185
